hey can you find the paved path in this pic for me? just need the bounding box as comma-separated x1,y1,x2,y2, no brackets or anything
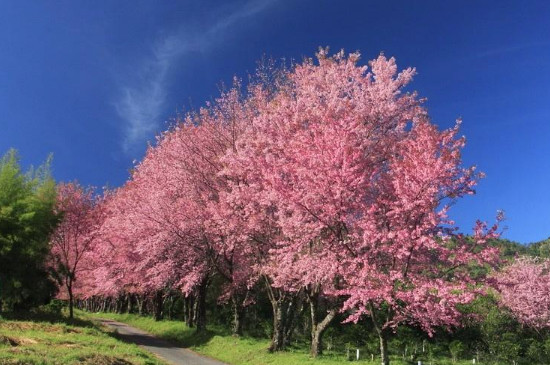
99,319,227,365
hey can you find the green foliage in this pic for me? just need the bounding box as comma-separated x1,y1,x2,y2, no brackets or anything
0,149,58,311
526,237,550,258
41,299,67,316
490,238,528,260
448,340,464,362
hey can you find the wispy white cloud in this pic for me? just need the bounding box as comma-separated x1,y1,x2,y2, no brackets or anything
464,41,550,61
115,0,275,154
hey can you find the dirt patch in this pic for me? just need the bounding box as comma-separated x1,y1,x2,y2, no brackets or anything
62,343,80,348
80,354,133,365
17,337,38,345
0,335,19,346
58,341,80,348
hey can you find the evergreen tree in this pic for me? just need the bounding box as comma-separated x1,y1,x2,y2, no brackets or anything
0,149,58,311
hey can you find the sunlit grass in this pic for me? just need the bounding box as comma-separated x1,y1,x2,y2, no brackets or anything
0,311,166,365
82,311,476,365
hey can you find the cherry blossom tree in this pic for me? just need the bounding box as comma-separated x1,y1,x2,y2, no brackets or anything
49,182,103,318
91,183,158,313
337,119,502,364
496,257,550,330
224,49,501,360
95,85,256,333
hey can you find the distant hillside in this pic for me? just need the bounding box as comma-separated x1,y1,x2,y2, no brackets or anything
525,237,550,257
488,237,550,259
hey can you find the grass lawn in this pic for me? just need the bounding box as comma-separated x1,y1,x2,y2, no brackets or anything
0,310,166,365
81,310,475,365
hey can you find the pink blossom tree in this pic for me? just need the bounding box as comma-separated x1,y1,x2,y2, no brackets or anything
496,257,550,330
98,85,256,333
224,49,501,361
337,119,501,364
91,183,159,313
49,182,104,318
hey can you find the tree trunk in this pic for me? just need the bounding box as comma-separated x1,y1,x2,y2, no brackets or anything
309,296,337,357
231,294,244,336
264,278,303,352
167,294,173,320
127,293,133,313
136,295,143,315
194,278,208,333
379,330,389,365
269,300,286,352
115,295,122,313
153,290,164,321
67,281,74,319
185,295,195,328
367,301,392,365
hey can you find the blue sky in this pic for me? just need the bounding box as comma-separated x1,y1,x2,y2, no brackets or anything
1,1,549,243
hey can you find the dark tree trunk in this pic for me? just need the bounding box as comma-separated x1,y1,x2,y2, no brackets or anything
283,292,304,347
116,295,124,314
153,290,164,321
194,278,208,333
166,294,174,320
266,280,302,352
185,295,195,328
67,281,74,319
127,293,133,313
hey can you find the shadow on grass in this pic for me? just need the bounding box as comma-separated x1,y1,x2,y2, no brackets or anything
0,309,98,329
108,330,180,349
138,326,218,349
98,317,218,349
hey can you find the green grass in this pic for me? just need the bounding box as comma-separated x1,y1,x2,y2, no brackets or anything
0,310,166,365
81,311,476,365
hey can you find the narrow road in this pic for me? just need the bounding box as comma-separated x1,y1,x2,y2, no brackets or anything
99,319,227,365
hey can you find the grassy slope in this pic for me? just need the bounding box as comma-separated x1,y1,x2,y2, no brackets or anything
0,311,166,365
82,311,474,365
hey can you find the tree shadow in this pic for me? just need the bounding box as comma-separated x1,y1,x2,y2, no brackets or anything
108,330,179,349
1,309,97,329
101,319,217,349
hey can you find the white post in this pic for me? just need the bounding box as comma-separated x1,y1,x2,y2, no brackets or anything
418,361,422,365
356,348,360,360
472,359,476,364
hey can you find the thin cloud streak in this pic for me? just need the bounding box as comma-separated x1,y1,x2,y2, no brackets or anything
115,0,275,154
463,41,550,62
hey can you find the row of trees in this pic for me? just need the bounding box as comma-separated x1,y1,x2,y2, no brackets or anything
3,49,547,364
47,50,512,365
